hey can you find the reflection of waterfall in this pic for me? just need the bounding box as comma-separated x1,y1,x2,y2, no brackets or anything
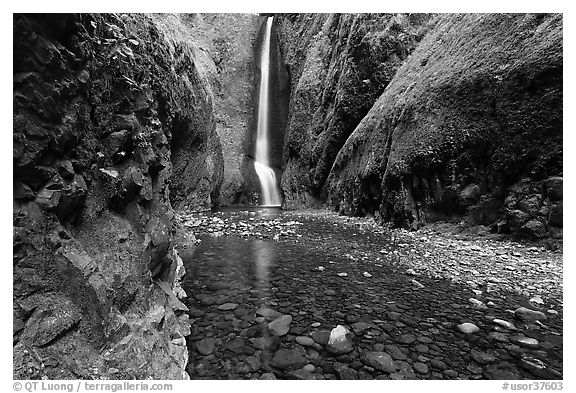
254,16,281,207
253,239,273,296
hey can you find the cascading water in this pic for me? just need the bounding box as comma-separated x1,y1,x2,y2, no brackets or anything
254,16,282,207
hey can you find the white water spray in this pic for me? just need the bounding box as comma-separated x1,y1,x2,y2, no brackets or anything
254,17,282,207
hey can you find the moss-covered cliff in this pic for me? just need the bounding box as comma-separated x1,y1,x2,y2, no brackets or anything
13,13,226,379
277,13,562,240
276,13,431,207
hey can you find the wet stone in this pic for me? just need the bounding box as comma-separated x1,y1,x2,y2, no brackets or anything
218,303,238,311
256,307,282,320
270,348,307,371
360,352,396,373
196,338,216,355
514,307,547,323
430,359,448,371
489,332,509,343
396,333,416,344
456,323,480,334
268,315,292,336
385,344,408,360
413,362,429,375
470,349,497,365
295,336,315,346
512,336,540,349
311,330,331,346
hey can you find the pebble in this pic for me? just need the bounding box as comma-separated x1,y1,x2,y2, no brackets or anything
259,373,276,380
514,307,547,323
196,338,216,355
295,336,315,346
430,359,448,370
326,325,354,355
268,315,293,336
311,322,321,328
360,352,396,373
470,349,497,365
513,336,540,349
493,318,517,330
311,330,331,345
396,333,416,344
302,364,315,373
256,307,282,320
270,348,307,370
456,323,480,334
217,303,238,311
413,362,429,375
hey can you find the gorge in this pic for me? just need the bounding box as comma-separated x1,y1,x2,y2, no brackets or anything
13,13,562,381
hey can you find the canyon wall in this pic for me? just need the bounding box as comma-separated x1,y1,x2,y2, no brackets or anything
13,13,227,379
276,13,431,207
278,13,563,240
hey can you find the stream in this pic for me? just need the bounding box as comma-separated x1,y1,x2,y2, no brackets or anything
176,209,563,380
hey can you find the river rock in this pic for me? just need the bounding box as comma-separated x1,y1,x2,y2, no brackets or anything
295,336,315,346
413,362,429,375
514,307,547,323
268,315,292,336
470,349,497,365
256,307,283,320
360,351,396,373
270,348,307,370
326,325,354,355
456,323,480,334
196,338,216,355
512,336,540,349
217,302,238,311
493,318,517,330
311,330,331,346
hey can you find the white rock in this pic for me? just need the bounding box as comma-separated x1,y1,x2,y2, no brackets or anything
493,318,517,330
456,323,480,334
411,279,425,289
363,272,372,278
337,273,348,277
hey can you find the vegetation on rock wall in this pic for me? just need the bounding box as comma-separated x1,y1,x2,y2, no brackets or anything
13,13,223,379
325,14,562,241
277,13,431,207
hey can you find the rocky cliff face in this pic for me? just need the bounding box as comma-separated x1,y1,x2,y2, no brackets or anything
156,14,263,206
278,13,562,241
13,13,225,379
276,13,431,207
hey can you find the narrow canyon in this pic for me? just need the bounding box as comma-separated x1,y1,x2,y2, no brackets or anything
13,13,562,381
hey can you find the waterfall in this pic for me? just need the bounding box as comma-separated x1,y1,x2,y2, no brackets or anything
254,16,282,207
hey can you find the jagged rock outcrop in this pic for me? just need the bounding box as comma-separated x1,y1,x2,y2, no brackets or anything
13,13,223,379
326,14,562,240
276,13,431,207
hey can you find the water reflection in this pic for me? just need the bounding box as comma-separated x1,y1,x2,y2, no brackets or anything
184,236,279,305
253,239,275,299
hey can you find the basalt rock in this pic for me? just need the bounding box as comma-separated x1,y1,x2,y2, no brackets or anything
12,13,232,379
321,14,562,238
